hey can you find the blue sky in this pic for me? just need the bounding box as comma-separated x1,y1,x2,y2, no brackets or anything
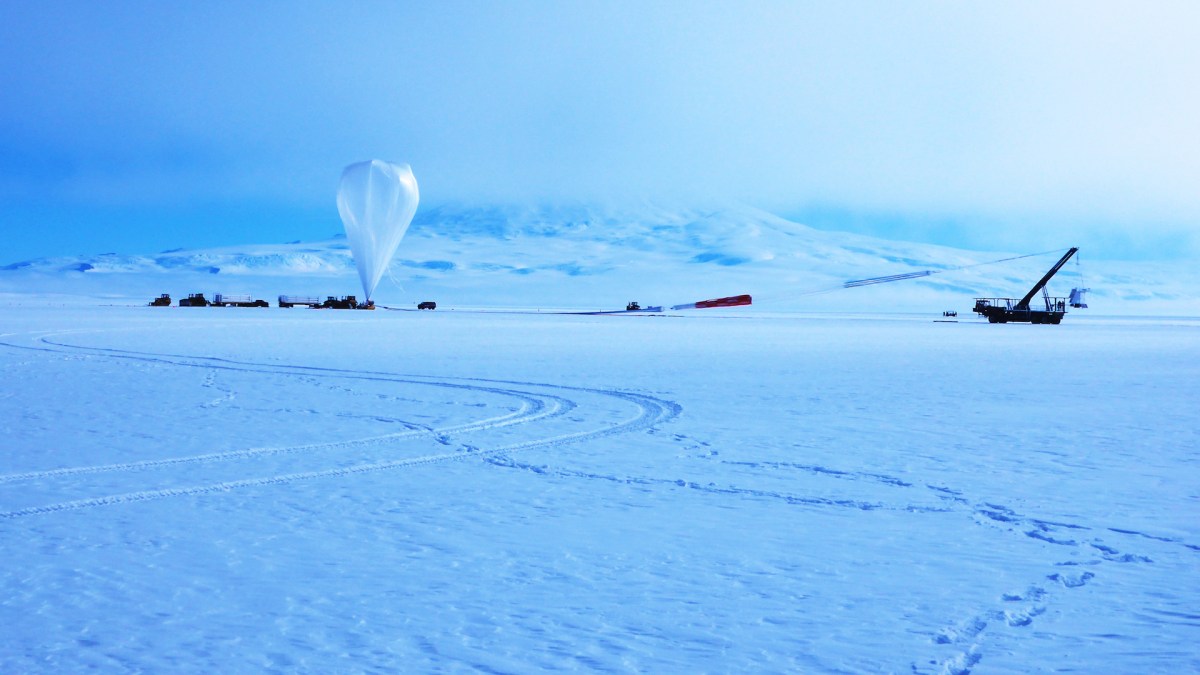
3,1,1198,262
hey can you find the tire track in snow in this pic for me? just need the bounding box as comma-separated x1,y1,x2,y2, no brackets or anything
0,383,566,485
0,398,556,485
0,332,680,519
0,388,676,520
0,330,573,483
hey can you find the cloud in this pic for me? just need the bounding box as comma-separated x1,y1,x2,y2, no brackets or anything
1,1,1197,259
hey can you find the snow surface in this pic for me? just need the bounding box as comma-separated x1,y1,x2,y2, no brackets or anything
2,303,1197,673
2,206,1198,672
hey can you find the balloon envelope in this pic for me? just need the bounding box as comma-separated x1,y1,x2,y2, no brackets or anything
336,160,419,302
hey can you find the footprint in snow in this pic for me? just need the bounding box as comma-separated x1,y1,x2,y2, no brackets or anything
1001,585,1047,603
1047,571,1094,588
1001,604,1046,627
934,616,987,644
1025,529,1078,546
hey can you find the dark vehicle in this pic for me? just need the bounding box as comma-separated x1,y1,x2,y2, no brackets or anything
179,293,211,307
942,310,957,317
418,301,436,310
973,247,1079,324
321,295,360,310
149,294,171,307
626,301,641,311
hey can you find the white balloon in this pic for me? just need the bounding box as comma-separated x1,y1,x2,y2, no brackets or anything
336,160,419,302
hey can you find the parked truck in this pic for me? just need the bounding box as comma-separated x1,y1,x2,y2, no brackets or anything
179,293,211,307
973,248,1079,324
320,295,373,310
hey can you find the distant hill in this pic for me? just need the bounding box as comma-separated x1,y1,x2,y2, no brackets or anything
1,203,1195,314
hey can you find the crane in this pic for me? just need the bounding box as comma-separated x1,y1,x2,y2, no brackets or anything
972,247,1080,324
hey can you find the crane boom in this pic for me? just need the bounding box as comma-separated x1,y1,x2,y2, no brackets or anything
972,246,1082,324
1016,247,1079,309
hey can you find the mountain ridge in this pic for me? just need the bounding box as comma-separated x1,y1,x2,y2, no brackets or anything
2,203,1194,315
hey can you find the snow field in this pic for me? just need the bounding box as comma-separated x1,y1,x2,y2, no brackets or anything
0,305,1197,672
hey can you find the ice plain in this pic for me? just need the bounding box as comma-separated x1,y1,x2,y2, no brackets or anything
1,302,1197,673
2,205,1199,673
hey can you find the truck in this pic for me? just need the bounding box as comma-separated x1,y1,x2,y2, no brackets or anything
321,295,368,310
179,293,211,307
973,248,1079,324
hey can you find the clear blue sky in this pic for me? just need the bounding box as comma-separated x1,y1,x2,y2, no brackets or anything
3,1,1198,262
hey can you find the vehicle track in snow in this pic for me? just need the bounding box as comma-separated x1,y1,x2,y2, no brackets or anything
0,371,564,485
0,331,681,519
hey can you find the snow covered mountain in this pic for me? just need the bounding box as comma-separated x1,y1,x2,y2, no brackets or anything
2,203,1194,314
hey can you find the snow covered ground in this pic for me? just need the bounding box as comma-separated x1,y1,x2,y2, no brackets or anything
4,203,1197,316
2,206,1197,671
2,303,1197,673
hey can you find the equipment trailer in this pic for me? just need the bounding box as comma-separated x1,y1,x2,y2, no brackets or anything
212,293,268,307
278,295,322,308
973,247,1079,324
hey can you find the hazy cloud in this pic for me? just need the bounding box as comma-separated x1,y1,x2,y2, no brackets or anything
2,1,1197,260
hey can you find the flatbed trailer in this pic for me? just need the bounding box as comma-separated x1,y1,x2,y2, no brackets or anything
972,296,1068,324
213,293,268,307
278,295,322,308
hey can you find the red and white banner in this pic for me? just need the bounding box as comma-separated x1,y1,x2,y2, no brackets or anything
671,294,752,310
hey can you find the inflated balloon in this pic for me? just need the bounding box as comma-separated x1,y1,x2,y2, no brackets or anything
336,160,419,302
